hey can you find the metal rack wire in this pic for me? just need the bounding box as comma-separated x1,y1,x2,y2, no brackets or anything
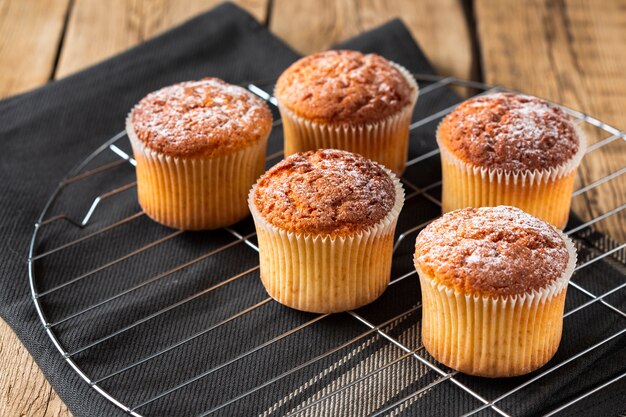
28,75,625,417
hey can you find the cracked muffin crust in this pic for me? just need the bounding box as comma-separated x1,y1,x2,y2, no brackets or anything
414,206,569,297
129,77,272,158
437,93,580,172
253,149,396,236
274,50,414,124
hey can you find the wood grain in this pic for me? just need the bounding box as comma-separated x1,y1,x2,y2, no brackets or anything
270,0,474,83
0,0,70,98
55,0,268,78
0,319,71,417
3,3,269,416
1,1,625,417
475,0,626,242
0,1,76,413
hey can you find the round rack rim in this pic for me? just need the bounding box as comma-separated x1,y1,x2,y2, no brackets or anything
27,73,626,417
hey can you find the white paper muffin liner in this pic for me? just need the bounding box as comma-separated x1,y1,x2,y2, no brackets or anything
127,116,269,230
248,167,405,313
437,122,587,229
415,229,577,377
276,62,419,175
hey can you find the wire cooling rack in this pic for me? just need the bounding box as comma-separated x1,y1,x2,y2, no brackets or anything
28,75,625,416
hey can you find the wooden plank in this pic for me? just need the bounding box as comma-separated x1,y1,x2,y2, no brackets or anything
2,3,622,417
475,0,625,241
0,319,71,417
0,2,72,414
270,0,474,83
0,0,70,98
55,0,268,78
3,3,271,417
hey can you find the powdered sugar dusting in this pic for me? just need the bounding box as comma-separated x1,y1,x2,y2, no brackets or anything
275,50,414,124
414,206,569,296
440,93,580,171
254,149,396,235
130,78,272,157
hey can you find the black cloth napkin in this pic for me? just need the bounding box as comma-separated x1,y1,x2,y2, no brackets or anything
1,3,624,417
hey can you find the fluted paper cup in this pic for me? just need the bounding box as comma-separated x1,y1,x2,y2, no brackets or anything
277,63,418,176
127,116,269,230
249,169,405,313
438,124,587,229
415,230,577,377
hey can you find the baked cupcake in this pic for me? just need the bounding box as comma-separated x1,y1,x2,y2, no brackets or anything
274,50,418,175
414,206,577,377
249,149,404,313
437,93,586,229
127,78,272,230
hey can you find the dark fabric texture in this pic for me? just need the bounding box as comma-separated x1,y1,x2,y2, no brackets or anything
0,3,624,416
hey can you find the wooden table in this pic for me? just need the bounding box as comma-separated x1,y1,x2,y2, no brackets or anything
1,0,624,415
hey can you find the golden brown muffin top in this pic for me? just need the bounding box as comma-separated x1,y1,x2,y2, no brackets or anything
253,149,396,235
274,50,415,124
414,206,569,297
129,78,272,158
438,93,580,172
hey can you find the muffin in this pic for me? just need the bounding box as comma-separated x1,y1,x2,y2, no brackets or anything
127,78,272,230
274,50,418,175
414,206,577,377
437,93,586,229
249,149,404,313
